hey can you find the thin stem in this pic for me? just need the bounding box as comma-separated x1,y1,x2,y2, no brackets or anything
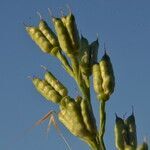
99,101,106,150
56,51,74,78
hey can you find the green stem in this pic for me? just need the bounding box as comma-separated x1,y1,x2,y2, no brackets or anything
69,55,90,101
99,101,106,150
56,51,74,78
83,135,101,150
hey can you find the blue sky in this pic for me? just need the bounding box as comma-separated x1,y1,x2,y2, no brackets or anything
0,0,150,149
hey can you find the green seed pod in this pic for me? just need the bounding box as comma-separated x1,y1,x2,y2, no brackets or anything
59,99,88,137
90,38,99,65
79,36,91,76
32,77,62,103
80,99,97,134
44,69,68,97
39,20,59,47
114,115,125,150
137,142,148,150
26,26,53,53
99,52,115,97
65,13,80,51
92,63,103,94
52,17,73,55
125,113,137,148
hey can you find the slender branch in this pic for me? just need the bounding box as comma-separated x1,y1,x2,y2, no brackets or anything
56,51,74,78
99,101,106,150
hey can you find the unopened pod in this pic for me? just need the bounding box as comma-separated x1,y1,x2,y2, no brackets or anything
32,77,62,103
114,115,126,150
38,19,59,47
42,66,68,97
125,113,137,149
26,26,59,55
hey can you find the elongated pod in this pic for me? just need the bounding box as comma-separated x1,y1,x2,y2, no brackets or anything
26,26,53,53
80,99,97,135
65,13,80,51
99,52,115,97
114,115,125,150
44,69,68,97
52,17,73,55
39,20,59,47
32,77,62,103
125,113,137,149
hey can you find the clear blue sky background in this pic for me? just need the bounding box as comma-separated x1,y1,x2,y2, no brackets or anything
0,0,150,150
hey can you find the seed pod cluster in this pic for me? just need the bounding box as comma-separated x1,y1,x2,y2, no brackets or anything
32,77,62,103
58,96,97,142
114,113,137,150
93,52,115,101
52,12,79,56
25,19,60,56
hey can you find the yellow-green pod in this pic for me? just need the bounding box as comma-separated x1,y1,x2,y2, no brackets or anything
44,70,68,97
114,115,125,150
137,142,148,150
80,99,97,134
39,20,59,47
65,13,80,51
125,113,137,149
59,99,89,138
99,52,115,96
92,63,103,95
52,17,73,55
32,77,62,103
26,26,53,53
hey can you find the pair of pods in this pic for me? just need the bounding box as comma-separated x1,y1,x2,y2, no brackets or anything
93,52,115,101
79,36,99,77
114,114,137,150
26,19,60,56
31,69,68,103
52,12,79,56
58,96,97,141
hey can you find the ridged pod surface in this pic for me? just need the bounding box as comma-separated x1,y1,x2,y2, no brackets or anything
44,71,68,97
58,96,97,143
92,63,103,94
39,20,59,47
65,13,80,51
52,17,73,55
114,115,125,150
59,97,89,137
32,77,62,103
26,26,53,53
125,113,137,149
80,99,97,135
99,52,115,97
